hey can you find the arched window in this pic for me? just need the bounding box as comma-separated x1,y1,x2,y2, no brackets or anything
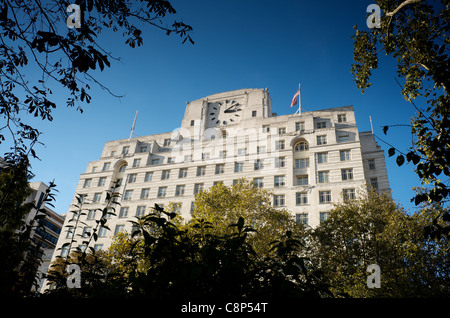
118,163,128,172
294,141,309,152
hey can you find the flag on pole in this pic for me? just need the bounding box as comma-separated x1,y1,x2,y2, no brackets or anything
290,89,300,108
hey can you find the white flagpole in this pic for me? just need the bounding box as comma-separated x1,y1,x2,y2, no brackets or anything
129,110,138,140
294,83,301,116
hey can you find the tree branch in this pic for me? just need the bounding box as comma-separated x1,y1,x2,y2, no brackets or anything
385,0,422,17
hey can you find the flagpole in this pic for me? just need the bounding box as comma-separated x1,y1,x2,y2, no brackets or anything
294,83,301,116
129,110,138,140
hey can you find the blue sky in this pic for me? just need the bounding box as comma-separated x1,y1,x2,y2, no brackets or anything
22,0,423,214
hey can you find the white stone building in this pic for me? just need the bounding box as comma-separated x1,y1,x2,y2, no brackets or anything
51,88,390,256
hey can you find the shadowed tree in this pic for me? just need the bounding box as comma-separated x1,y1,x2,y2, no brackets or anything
351,0,449,237
0,0,193,164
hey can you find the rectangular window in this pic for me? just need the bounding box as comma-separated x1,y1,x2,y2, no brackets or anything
119,207,129,218
175,185,185,197
296,175,308,186
257,146,266,154
122,146,129,155
252,110,257,117
163,138,171,146
133,159,141,167
83,179,91,188
338,114,347,123
320,212,330,223
157,187,167,198
202,153,210,160
167,157,175,164
275,140,285,150
319,191,332,204
140,188,150,199
318,171,330,183
65,228,74,239
316,121,326,129
93,193,101,203
317,135,327,145
124,190,133,201
275,157,286,168
340,150,351,161
274,176,285,187
87,210,96,220
278,127,286,135
273,195,285,207
296,192,308,206
253,177,264,188
172,203,182,214
317,152,328,163
98,177,106,187
343,188,356,200
254,159,264,170
295,158,310,168
136,206,146,217
215,164,225,174
368,159,376,170
197,166,206,176
102,162,111,171
194,183,204,195
144,172,153,182
139,146,148,153
238,148,247,156
79,194,87,203
341,168,353,181
295,122,305,132
82,227,92,238
234,162,244,173
161,170,170,180
370,177,378,189
61,246,70,257
179,168,188,178
262,125,270,133
338,135,350,143
128,174,137,183
296,213,308,225
152,158,160,165
114,225,125,235
98,226,108,237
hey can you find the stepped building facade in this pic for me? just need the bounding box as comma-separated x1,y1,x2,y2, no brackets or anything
51,88,390,257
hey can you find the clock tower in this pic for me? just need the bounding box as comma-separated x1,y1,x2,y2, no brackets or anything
180,88,273,138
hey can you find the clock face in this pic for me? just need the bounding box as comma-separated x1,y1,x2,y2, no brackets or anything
207,99,242,127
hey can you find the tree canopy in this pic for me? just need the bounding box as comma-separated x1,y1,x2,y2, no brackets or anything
352,0,449,208
310,190,449,297
0,0,193,164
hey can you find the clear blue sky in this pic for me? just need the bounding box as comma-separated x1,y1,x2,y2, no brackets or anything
23,0,422,214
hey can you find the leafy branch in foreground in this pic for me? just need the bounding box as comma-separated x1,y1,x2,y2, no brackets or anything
351,0,449,233
0,0,193,162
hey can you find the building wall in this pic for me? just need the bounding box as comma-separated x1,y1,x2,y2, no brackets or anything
51,88,390,258
26,182,65,291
